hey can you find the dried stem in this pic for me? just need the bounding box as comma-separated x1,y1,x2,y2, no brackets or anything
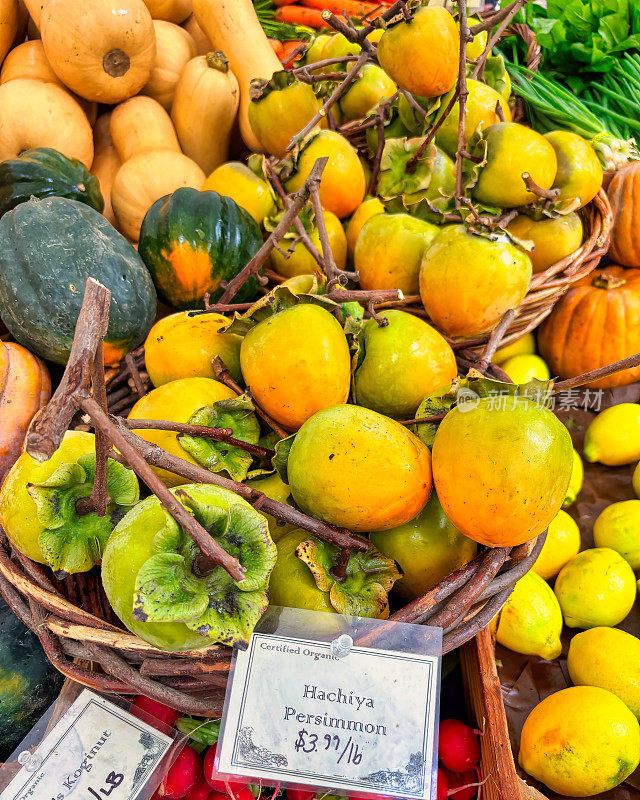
552,352,640,392
122,418,275,459
469,0,528,35
476,309,516,372
218,159,328,303
309,181,356,283
287,51,370,151
77,392,246,582
212,356,289,439
398,411,448,426
76,349,111,517
125,352,146,398
406,88,460,174
26,279,110,461
455,0,471,207
470,0,529,80
113,420,369,553
522,172,560,202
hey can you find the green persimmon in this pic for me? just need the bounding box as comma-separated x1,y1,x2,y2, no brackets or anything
0,431,139,574
102,484,276,652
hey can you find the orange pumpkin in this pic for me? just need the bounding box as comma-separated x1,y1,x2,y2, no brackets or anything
0,342,51,483
537,266,640,389
608,161,640,267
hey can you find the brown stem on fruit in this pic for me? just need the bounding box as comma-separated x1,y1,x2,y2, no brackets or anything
264,159,326,273
26,278,111,461
469,0,527,35
397,411,448,426
475,309,516,372
309,180,357,284
77,392,246,583
521,172,560,202
366,299,388,327
288,51,371,151
125,352,146,398
552,352,640,392
470,0,528,80
212,357,289,439
322,0,409,46
112,420,369,552
329,548,351,583
406,88,459,174
398,88,427,123
121,418,275,460
495,99,505,122
455,0,471,208
218,159,328,303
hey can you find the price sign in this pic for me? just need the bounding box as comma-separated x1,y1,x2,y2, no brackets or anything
0,690,175,800
217,610,441,800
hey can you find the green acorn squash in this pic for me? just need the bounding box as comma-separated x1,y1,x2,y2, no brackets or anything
138,187,263,309
0,197,157,365
0,147,104,219
0,596,64,760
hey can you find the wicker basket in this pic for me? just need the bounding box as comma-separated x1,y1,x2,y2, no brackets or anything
0,342,546,715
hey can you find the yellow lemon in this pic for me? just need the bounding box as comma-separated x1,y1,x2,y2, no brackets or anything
501,354,550,384
494,571,563,660
531,509,581,580
568,627,640,720
519,686,640,796
346,197,385,260
554,547,637,629
583,403,640,466
493,332,536,365
594,500,640,569
633,461,640,498
563,448,584,508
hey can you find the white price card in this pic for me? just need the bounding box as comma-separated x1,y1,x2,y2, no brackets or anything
217,612,441,800
0,690,174,800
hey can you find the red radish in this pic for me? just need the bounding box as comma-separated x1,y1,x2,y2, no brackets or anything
287,790,316,800
438,720,480,773
157,745,202,797
437,769,449,800
203,744,248,794
187,779,215,800
445,769,479,800
131,696,180,728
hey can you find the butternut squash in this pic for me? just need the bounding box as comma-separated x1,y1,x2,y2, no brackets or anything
0,342,51,484
192,0,281,151
40,0,156,104
182,12,210,55
142,0,192,23
141,20,196,109
0,0,20,66
171,52,238,174
111,149,205,241
0,78,93,166
92,112,121,225
110,95,180,163
0,41,98,124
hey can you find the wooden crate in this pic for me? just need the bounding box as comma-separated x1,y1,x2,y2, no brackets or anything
460,629,546,800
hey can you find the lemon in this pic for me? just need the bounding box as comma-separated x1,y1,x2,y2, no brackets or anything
519,686,640,796
633,461,640,498
583,403,640,466
501,354,550,384
563,448,584,508
594,500,640,569
493,332,536,365
554,547,636,629
531,509,581,580
494,571,563,660
568,628,640,720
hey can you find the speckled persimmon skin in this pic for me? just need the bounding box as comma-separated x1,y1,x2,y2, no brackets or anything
432,397,572,547
240,303,351,431
287,404,433,532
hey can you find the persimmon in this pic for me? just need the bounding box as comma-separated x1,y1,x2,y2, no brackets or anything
284,130,365,219
377,6,458,98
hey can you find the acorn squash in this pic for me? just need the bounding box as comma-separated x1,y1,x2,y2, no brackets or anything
0,595,64,760
0,147,104,219
0,196,157,365
139,187,263,308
